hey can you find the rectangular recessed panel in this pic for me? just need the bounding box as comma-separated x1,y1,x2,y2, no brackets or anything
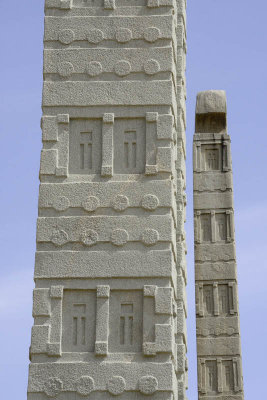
109,291,143,352
62,290,96,352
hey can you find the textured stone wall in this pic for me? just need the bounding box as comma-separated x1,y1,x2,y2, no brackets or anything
28,1,187,399
193,91,244,400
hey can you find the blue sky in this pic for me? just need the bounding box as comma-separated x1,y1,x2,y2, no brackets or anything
0,0,266,398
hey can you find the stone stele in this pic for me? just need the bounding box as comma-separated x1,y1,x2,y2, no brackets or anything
193,90,244,400
27,1,187,400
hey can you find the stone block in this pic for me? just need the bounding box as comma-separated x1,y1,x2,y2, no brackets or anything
196,90,226,114
97,286,110,298
44,47,173,79
195,262,237,281
144,285,157,297
31,325,50,354
197,337,241,356
33,289,50,317
28,362,175,393
39,149,57,175
57,114,69,124
154,324,173,352
47,342,61,356
95,341,108,356
176,344,186,372
157,147,172,172
38,180,174,211
197,316,240,337
36,215,174,246
35,250,175,279
104,0,115,10
157,114,174,140
194,172,233,192
43,81,175,107
194,192,233,209
176,307,187,341
145,165,158,175
155,287,173,315
60,0,72,9
195,243,236,262
44,16,174,43
55,166,68,177
50,285,63,299
41,117,58,142
144,324,173,355
147,0,160,7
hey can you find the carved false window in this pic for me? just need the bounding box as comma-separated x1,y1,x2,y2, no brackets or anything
206,360,218,393
79,131,93,170
114,119,146,174
222,361,234,392
203,285,214,316
201,144,222,171
205,148,219,170
124,131,137,171
120,303,134,346
198,283,235,317
218,285,229,315
196,211,232,243
62,290,96,352
215,213,227,241
109,291,143,352
69,119,102,174
200,214,211,242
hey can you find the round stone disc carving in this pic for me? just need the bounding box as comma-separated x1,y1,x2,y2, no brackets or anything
112,195,129,211
144,27,160,42
107,376,126,396
141,194,159,211
116,28,132,43
87,61,103,77
139,376,158,395
58,29,75,44
53,196,70,211
51,229,68,247
58,61,74,78
43,377,63,398
111,229,129,246
144,59,160,75
76,376,95,396
141,229,159,246
114,60,131,77
82,196,100,212
80,230,98,246
87,29,104,44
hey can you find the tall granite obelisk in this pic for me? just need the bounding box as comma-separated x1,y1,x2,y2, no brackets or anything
28,1,187,399
193,91,244,399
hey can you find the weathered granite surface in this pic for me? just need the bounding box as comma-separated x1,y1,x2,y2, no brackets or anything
28,1,187,399
193,90,244,400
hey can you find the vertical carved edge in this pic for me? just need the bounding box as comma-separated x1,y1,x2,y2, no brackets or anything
47,285,64,356
145,112,158,175
101,113,114,177
95,285,110,356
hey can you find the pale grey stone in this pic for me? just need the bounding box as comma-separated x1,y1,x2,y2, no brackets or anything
42,81,177,106
193,91,244,399
196,90,227,115
195,262,237,281
28,1,187,400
